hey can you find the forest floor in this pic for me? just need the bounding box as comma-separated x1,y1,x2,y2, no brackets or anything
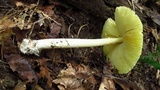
0,0,160,90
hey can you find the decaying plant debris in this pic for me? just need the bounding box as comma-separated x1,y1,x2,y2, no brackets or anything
0,1,61,44
0,0,160,90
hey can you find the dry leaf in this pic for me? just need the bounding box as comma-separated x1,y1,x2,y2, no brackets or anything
15,1,24,7
53,63,84,90
34,85,44,90
0,18,15,44
34,58,53,87
53,77,84,90
2,37,17,56
156,70,160,79
151,14,160,26
99,77,115,90
112,76,142,90
38,5,56,18
151,28,160,43
53,63,97,90
48,22,62,38
14,81,26,90
7,54,38,83
59,63,76,77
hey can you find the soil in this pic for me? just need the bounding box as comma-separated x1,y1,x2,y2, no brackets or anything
0,0,160,90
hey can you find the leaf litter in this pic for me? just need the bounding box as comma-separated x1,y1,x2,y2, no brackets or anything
53,63,97,90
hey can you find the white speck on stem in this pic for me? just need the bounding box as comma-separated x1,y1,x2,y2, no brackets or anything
20,38,123,56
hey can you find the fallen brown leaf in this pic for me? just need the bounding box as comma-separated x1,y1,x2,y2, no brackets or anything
99,77,115,90
151,13,160,26
113,77,142,90
38,5,56,18
58,63,76,77
53,63,97,90
3,37,18,56
48,22,62,38
53,77,84,90
14,81,26,90
6,54,38,83
151,28,160,43
34,58,53,87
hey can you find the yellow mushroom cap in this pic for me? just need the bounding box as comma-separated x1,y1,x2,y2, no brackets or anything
101,6,143,74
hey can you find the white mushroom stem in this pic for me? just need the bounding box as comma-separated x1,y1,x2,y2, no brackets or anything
20,38,123,56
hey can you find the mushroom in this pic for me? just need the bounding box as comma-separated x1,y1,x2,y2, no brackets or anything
101,6,143,74
20,6,143,74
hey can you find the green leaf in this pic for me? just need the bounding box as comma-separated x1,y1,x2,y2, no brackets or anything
157,43,160,53
140,55,160,69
